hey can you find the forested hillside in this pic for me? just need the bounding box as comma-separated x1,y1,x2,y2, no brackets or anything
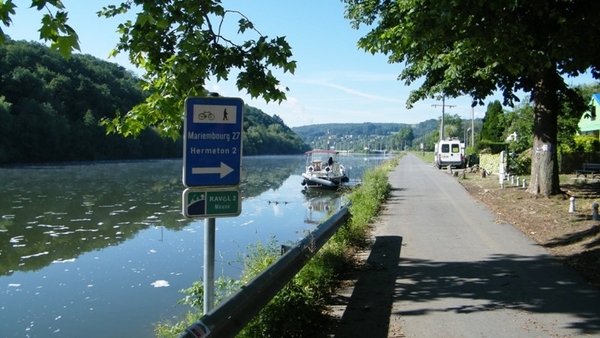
292,121,439,151
243,106,310,155
0,39,308,165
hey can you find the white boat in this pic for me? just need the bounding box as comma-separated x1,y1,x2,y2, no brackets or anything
301,150,349,189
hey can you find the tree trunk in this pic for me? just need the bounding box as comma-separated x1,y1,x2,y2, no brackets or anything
527,67,562,197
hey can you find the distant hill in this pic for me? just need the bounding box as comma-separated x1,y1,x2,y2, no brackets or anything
291,121,440,151
292,120,439,139
292,122,405,138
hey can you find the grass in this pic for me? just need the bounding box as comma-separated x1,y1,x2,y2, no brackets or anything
413,151,434,165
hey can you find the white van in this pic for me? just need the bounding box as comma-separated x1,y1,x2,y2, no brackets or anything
435,138,465,169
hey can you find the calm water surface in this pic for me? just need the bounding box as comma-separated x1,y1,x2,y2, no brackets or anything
0,154,388,337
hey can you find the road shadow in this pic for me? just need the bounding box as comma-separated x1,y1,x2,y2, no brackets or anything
392,253,600,335
332,242,600,337
332,235,403,337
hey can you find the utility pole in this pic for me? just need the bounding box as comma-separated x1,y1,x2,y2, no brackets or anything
471,106,475,148
432,96,456,141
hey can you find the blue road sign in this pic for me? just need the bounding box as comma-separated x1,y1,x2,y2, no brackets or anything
183,97,244,187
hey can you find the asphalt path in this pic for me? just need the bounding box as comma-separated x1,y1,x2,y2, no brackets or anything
333,153,600,337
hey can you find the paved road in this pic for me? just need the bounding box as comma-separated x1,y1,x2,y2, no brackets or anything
333,153,600,337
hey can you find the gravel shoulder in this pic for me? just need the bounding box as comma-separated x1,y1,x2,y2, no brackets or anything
459,170,600,288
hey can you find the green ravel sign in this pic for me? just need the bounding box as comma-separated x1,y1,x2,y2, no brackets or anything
182,188,241,218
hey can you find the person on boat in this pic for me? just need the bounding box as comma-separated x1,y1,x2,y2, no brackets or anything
328,157,333,166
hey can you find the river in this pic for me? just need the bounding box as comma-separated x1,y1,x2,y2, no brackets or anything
0,154,389,337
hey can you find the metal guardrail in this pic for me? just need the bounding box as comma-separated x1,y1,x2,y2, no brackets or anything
177,203,351,338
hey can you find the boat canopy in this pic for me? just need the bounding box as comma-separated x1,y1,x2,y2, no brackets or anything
305,149,339,155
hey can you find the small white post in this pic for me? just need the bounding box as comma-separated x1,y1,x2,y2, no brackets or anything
569,197,576,213
510,175,515,185
517,177,521,187
499,151,506,188
522,179,527,189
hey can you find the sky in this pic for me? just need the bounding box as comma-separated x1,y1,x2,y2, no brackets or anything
3,0,596,128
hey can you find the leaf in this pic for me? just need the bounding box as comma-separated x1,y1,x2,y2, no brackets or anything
0,0,16,26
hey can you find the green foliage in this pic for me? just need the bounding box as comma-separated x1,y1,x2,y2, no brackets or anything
557,84,594,152
562,135,600,154
178,277,241,310
0,39,182,164
342,0,600,195
0,39,307,164
479,101,505,143
441,113,464,139
343,0,600,108
239,258,332,337
1,1,296,140
96,1,296,139
293,122,403,139
243,106,310,155
0,1,80,57
155,311,202,338
503,99,534,154
344,159,396,245
511,151,532,175
577,83,600,102
392,125,415,149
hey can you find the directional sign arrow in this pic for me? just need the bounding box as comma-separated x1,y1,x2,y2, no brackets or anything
191,162,234,179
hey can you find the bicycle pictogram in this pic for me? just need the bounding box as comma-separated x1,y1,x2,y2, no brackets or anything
198,111,215,120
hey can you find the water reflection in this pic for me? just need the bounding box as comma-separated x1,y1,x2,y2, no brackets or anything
240,156,304,196
302,189,346,224
0,154,388,337
0,156,307,277
0,161,183,276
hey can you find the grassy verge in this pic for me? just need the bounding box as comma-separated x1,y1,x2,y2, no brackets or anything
155,155,401,337
412,151,434,165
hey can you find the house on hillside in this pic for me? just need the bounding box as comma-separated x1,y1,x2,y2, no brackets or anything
578,93,600,138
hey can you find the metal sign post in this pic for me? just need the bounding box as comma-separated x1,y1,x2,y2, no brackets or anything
204,218,215,316
182,96,244,314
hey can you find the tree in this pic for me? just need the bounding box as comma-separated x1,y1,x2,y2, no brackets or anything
0,0,79,57
480,101,504,143
343,0,600,197
504,99,535,155
393,126,414,150
0,1,296,140
442,114,464,139
478,100,506,152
